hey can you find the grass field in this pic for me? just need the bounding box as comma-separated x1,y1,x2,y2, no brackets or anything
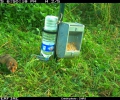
0,3,120,97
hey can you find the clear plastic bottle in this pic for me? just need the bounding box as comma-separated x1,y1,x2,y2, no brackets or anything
40,15,58,59
44,15,58,32
40,29,57,58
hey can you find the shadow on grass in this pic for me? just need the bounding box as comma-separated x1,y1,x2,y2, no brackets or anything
0,64,11,75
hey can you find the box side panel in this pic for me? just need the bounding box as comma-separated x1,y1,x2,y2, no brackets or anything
56,23,69,58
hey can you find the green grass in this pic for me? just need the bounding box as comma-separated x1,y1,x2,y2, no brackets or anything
0,3,120,97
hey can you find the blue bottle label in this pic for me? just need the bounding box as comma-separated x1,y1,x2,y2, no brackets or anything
41,43,55,52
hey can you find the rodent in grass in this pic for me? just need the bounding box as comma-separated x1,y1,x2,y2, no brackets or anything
0,54,17,73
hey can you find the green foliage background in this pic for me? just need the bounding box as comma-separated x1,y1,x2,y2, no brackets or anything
0,3,120,97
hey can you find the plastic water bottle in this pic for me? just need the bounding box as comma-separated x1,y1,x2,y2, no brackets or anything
40,15,58,59
44,15,58,32
41,29,57,58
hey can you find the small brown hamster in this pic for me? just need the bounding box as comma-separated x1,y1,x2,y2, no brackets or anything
0,54,17,73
